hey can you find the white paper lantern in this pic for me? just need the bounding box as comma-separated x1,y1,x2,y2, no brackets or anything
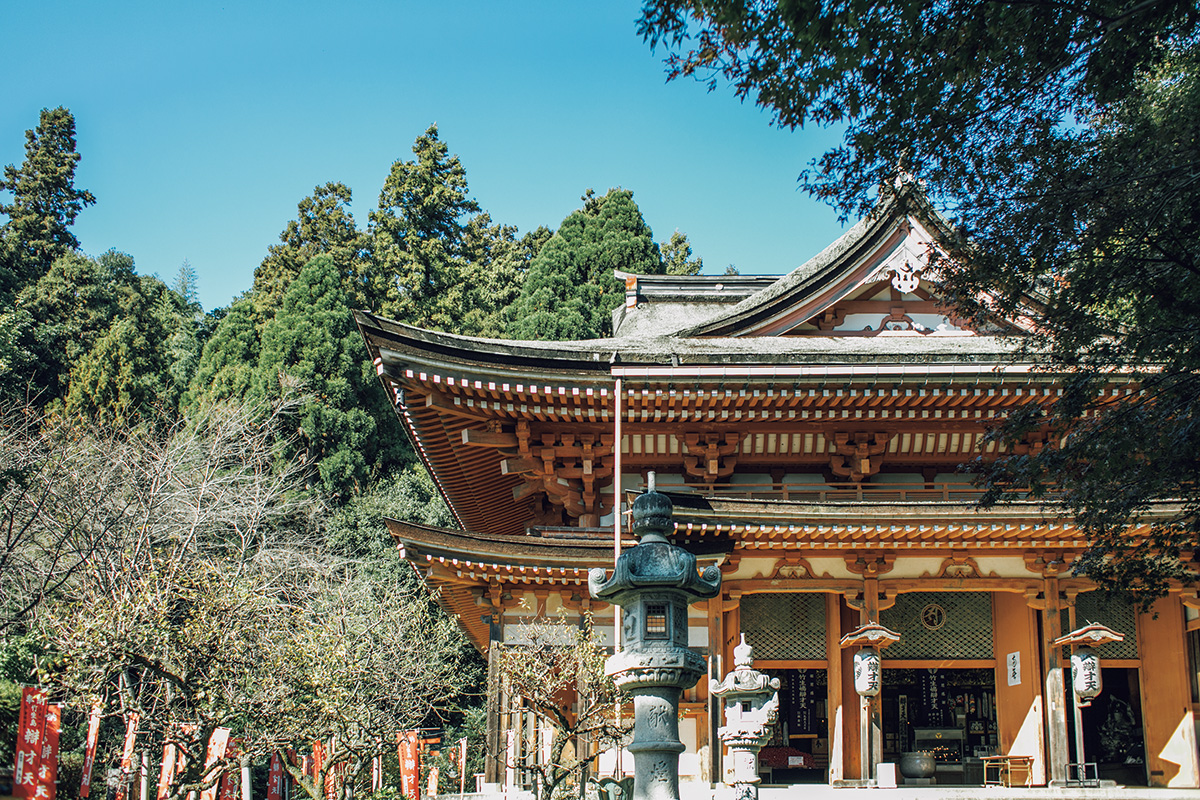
853,648,882,696
1071,646,1103,706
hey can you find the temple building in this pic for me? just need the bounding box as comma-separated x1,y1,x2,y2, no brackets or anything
355,187,1200,790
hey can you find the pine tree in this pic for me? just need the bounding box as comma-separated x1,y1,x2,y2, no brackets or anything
507,189,663,340
185,297,262,410
255,255,406,497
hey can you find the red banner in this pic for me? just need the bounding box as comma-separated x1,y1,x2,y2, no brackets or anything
79,704,103,799
217,740,240,800
157,742,177,800
311,740,324,786
198,728,231,800
266,752,285,800
37,704,61,800
13,688,47,800
397,731,420,800
114,713,141,800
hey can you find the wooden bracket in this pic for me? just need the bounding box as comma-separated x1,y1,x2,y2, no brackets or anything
827,431,890,482
718,553,742,576
681,432,741,486
844,552,896,577
1023,550,1076,577
753,555,830,581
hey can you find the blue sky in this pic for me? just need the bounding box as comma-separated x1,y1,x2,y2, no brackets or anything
2,1,847,312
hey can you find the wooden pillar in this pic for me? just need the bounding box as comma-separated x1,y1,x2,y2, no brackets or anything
1040,575,1069,785
826,592,844,784
1138,596,1199,788
840,600,862,782
993,591,1046,784
484,603,505,784
707,594,724,786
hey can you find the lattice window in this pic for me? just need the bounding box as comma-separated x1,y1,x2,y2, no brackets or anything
881,591,993,660
741,593,827,660
1073,591,1139,659
645,603,668,639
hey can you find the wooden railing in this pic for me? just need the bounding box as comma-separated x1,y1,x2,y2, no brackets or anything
659,480,1000,503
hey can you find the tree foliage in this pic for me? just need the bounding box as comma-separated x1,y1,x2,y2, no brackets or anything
0,107,95,295
252,182,369,323
639,0,1200,602
507,189,664,340
659,229,703,276
370,125,482,330
256,254,399,498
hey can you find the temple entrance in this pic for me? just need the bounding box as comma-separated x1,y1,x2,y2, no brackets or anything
881,667,997,785
759,668,828,784
1066,667,1147,786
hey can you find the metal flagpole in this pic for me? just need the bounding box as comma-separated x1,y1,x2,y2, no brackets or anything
613,375,623,778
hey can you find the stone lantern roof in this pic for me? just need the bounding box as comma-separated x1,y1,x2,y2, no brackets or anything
588,480,722,605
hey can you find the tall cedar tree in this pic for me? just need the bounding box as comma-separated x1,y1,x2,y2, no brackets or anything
638,0,1200,603
370,125,482,330
507,189,664,340
0,107,95,297
251,182,369,323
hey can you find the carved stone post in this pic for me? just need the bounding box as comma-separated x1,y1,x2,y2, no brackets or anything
589,479,722,800
710,635,780,800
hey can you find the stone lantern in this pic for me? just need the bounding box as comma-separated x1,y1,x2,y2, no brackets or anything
589,481,722,800
1052,621,1125,781
709,635,780,800
839,622,901,784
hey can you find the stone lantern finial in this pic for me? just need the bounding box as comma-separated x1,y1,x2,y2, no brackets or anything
734,634,754,669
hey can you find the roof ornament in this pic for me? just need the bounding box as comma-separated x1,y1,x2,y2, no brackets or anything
890,260,922,293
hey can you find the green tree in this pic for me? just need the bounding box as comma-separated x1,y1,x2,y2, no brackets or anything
185,297,262,410
64,312,175,426
164,261,207,396
256,254,403,497
507,189,663,340
0,107,95,295
370,125,481,330
638,1,1200,603
252,182,369,323
456,215,547,338
12,250,176,410
659,229,703,276
325,464,454,560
